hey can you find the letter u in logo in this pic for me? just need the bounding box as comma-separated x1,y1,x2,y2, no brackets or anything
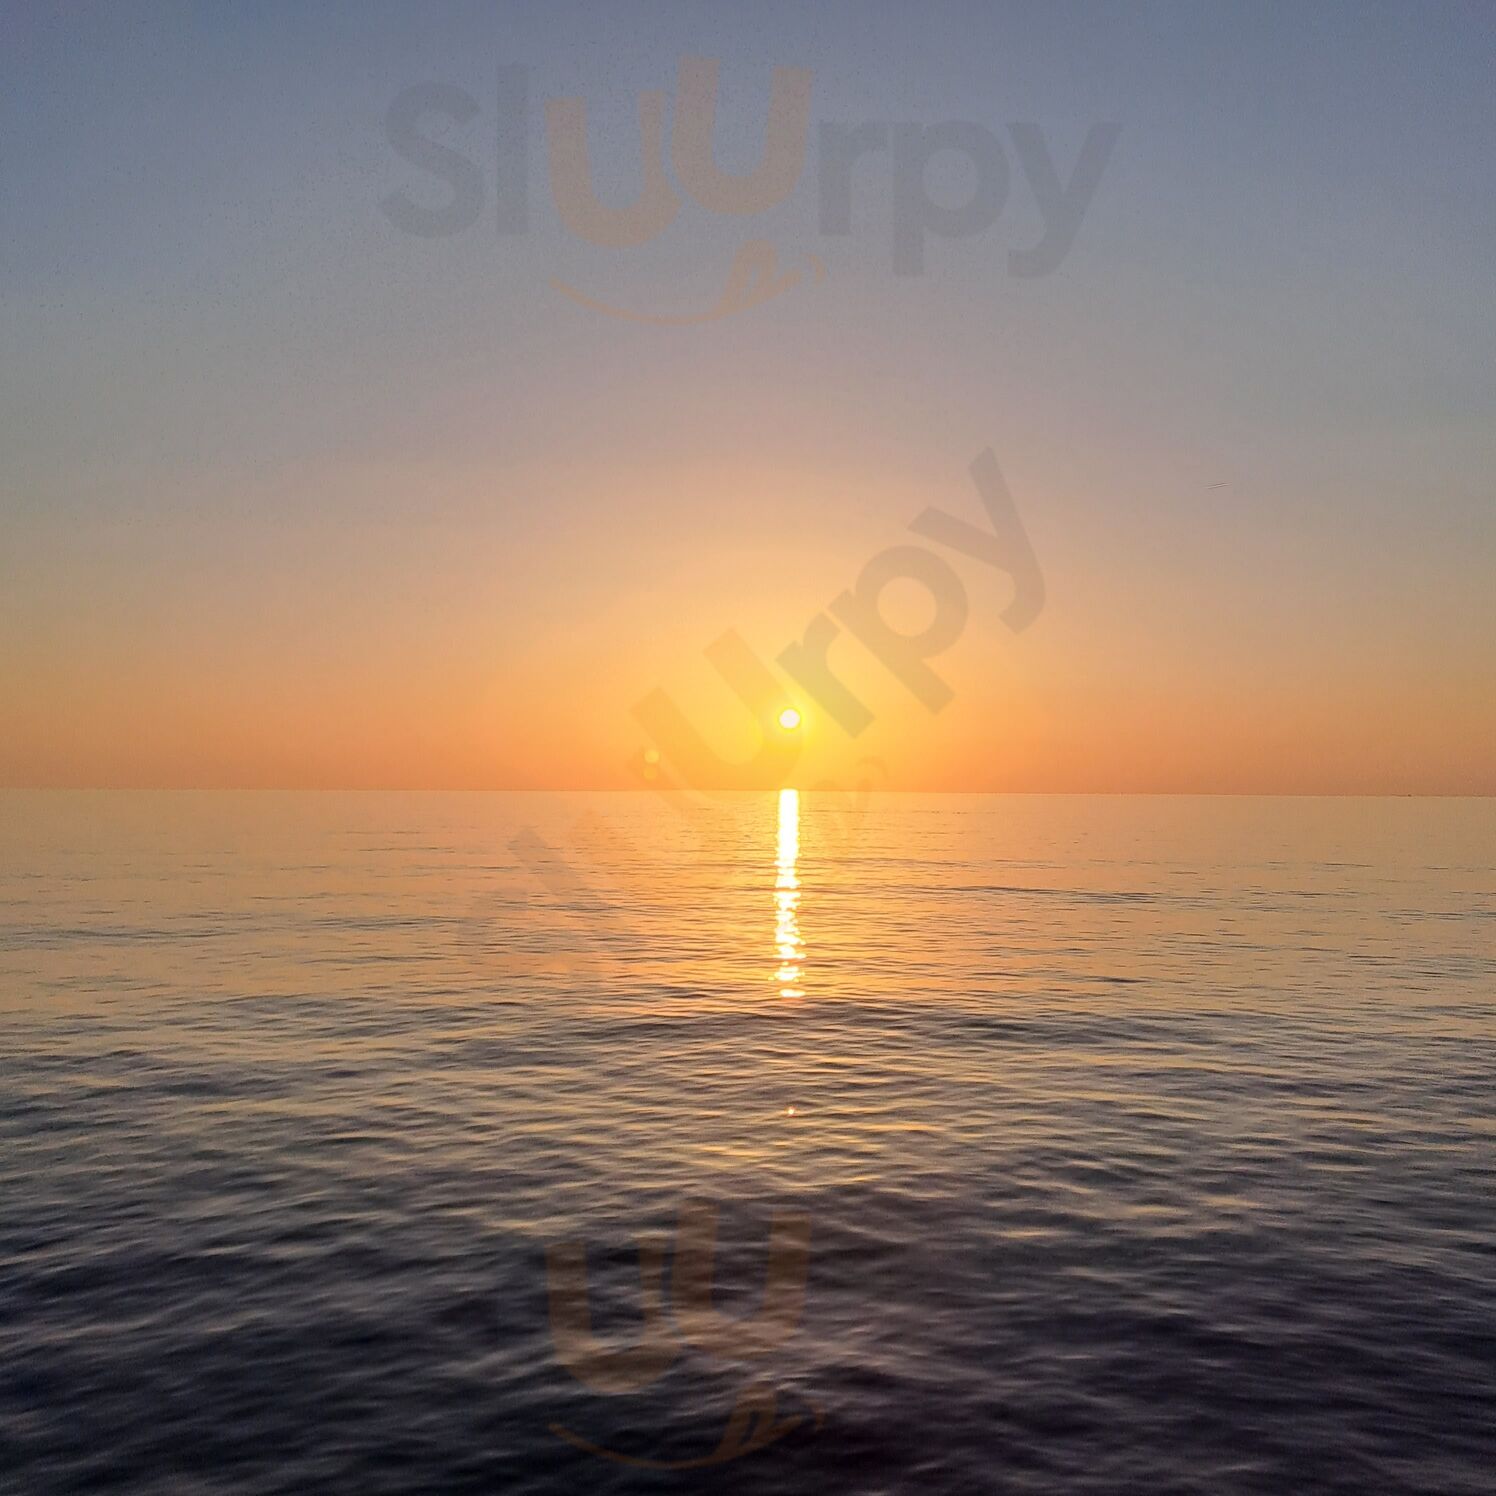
671,1201,811,1360
545,90,680,248
672,56,813,216
546,1235,680,1394
633,630,802,792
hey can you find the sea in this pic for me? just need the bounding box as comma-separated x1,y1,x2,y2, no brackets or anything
2,790,1493,1494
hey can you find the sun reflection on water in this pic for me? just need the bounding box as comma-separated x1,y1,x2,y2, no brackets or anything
774,788,804,997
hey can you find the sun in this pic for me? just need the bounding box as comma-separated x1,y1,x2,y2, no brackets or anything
778,707,802,731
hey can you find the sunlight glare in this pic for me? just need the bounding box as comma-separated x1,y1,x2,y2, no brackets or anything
774,787,804,997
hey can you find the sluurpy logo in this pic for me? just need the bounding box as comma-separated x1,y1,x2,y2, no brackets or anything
382,57,1120,323
545,1201,822,1468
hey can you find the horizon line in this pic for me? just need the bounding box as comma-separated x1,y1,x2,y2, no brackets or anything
3,785,1493,799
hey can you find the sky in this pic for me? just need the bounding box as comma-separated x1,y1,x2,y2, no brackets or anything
2,0,1493,793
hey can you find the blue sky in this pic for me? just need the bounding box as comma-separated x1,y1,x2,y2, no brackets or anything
2,1,1493,788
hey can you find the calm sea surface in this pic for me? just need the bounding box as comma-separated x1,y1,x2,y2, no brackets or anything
2,791,1493,1494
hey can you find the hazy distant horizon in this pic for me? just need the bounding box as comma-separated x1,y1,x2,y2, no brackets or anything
5,784,1494,798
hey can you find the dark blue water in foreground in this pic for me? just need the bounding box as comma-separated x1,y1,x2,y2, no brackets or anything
3,792,1493,1493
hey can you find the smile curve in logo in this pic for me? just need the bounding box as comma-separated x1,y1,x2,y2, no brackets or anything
549,1381,826,1469
552,240,825,326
